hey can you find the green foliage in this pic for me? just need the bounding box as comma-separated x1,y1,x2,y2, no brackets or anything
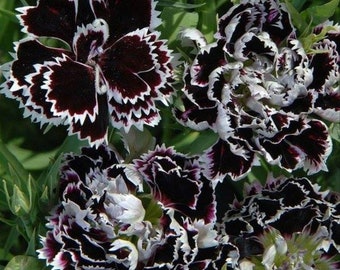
0,0,339,269
4,255,47,270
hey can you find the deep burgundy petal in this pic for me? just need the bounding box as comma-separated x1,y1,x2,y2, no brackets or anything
71,94,109,146
201,138,258,181
135,146,205,212
100,29,173,131
2,39,71,124
93,0,160,42
18,0,77,45
190,40,227,86
314,92,340,122
257,115,331,174
308,40,338,92
261,0,294,45
109,94,160,131
72,21,109,63
100,29,162,102
44,55,97,124
289,120,331,174
173,94,218,131
8,39,70,94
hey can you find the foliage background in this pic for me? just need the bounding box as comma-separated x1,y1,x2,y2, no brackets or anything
0,0,339,269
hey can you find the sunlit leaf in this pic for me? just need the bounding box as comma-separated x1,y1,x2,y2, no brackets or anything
4,255,45,270
301,0,340,26
121,127,156,162
159,7,199,47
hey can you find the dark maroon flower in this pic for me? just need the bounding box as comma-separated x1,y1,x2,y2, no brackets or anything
134,145,216,223
37,144,162,269
215,0,294,53
174,1,338,182
220,176,340,262
1,0,174,146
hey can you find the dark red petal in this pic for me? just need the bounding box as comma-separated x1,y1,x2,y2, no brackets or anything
135,146,206,213
308,40,338,92
289,120,331,173
26,65,60,122
18,0,77,45
109,94,160,131
39,232,62,263
268,208,318,234
45,56,97,121
173,95,218,131
71,95,109,146
10,39,70,92
261,0,294,45
191,40,227,86
99,29,163,103
259,118,331,174
201,138,257,181
72,21,108,63
93,0,159,42
314,92,340,122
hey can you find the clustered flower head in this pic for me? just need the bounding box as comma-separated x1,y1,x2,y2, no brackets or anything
37,144,158,269
174,0,339,182
1,0,174,146
220,175,340,269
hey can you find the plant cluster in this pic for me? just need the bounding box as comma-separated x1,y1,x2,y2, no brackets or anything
0,0,339,269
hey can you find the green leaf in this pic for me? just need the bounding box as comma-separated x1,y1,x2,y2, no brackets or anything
25,228,38,257
330,123,340,142
0,248,13,262
5,256,45,270
171,130,218,154
3,227,19,260
0,139,28,183
121,127,156,162
301,0,340,26
159,7,199,47
11,185,30,215
0,8,17,22
290,0,308,11
5,138,58,171
285,0,308,33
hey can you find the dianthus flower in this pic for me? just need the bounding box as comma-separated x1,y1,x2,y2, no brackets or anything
38,144,161,269
220,176,340,269
1,0,174,146
174,0,339,182
135,145,240,269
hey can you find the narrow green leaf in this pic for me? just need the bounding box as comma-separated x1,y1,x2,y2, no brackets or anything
3,227,19,258
284,0,308,33
330,123,340,142
2,180,12,213
0,140,28,183
0,248,13,262
290,0,308,11
0,8,17,21
11,185,30,215
5,255,45,270
25,228,37,257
